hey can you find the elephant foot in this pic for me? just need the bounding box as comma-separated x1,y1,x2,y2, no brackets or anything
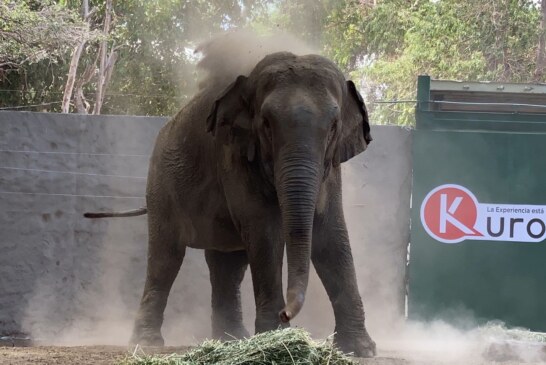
214,325,250,341
334,331,376,358
130,328,164,347
255,315,289,334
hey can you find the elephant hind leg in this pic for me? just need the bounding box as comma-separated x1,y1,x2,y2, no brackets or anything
130,219,185,346
205,249,250,340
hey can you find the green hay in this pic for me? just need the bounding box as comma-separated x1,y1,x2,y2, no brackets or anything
120,328,357,365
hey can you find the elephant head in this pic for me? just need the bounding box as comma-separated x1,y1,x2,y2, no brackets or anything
207,52,371,323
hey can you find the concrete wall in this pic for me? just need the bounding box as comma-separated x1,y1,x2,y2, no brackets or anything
0,111,411,345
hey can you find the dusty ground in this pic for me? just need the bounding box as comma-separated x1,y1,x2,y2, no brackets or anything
0,345,192,365
0,345,412,365
1,345,546,365
0,345,124,365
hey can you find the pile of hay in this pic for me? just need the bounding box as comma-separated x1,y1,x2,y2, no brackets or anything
121,328,357,365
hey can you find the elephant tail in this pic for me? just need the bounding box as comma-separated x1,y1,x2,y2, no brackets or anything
84,207,147,218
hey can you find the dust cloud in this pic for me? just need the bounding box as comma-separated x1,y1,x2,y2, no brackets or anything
18,30,546,365
194,30,315,89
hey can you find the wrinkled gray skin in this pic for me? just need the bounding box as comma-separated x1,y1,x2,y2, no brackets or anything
90,52,375,357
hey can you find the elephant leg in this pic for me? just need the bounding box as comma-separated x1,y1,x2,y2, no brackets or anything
205,249,250,340
312,207,376,358
130,218,184,346
245,228,286,333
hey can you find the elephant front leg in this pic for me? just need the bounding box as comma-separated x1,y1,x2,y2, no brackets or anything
205,249,250,340
312,211,376,358
244,224,287,333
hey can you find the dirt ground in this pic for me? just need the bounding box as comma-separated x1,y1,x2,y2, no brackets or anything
1,345,546,365
0,338,400,365
0,345,415,365
0,345,193,365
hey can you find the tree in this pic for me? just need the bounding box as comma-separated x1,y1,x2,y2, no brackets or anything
0,0,98,111
326,0,542,125
0,0,92,73
1,0,272,115
86,0,270,116
3,0,544,122
61,0,92,113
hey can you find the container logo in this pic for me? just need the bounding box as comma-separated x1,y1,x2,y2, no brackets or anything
421,184,546,244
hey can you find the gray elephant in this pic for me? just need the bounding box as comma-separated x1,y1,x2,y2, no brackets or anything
85,37,376,357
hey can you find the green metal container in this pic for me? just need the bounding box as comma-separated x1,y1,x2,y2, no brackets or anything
409,75,546,331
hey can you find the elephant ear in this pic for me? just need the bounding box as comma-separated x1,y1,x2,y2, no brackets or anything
335,80,372,165
207,76,256,161
207,75,248,135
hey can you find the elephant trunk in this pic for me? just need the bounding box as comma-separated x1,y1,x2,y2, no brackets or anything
275,147,321,323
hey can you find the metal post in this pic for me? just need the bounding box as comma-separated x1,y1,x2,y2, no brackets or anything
416,75,431,111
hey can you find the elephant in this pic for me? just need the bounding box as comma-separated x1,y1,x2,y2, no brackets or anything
85,42,376,357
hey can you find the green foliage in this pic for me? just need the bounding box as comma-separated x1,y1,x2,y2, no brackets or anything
325,0,413,69
103,0,274,116
0,0,271,114
327,0,543,125
0,0,99,111
0,0,92,67
1,0,545,123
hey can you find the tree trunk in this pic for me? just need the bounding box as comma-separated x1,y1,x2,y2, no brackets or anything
74,62,96,114
92,0,113,115
81,0,89,18
61,43,85,113
535,0,546,82
61,0,89,113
